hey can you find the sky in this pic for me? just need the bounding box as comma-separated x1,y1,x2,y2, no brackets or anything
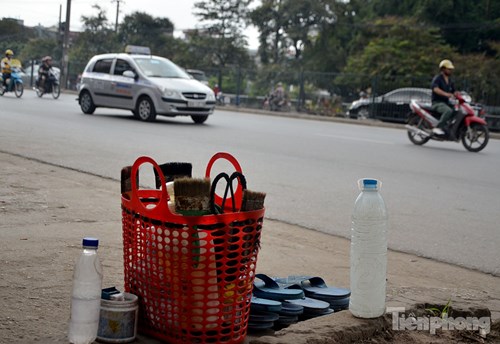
2,0,259,49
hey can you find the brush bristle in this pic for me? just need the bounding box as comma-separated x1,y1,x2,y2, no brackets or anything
174,177,211,213
241,190,266,211
174,177,210,197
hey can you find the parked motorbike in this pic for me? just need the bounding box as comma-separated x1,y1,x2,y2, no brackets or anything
35,69,60,99
405,92,489,152
0,66,24,98
263,93,291,112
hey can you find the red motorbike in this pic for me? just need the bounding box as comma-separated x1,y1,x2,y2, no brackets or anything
405,92,489,152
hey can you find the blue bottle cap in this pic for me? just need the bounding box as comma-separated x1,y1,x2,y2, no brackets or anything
358,178,381,190
82,237,99,248
363,179,378,187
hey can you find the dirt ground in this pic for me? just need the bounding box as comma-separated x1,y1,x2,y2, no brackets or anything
1,151,499,343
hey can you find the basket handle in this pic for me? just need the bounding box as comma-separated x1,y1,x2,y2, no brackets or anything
205,152,244,212
128,156,172,217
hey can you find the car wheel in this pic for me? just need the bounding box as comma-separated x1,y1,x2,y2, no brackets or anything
136,96,157,122
191,115,208,124
80,91,96,114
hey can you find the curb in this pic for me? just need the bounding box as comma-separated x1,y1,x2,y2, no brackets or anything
216,105,500,140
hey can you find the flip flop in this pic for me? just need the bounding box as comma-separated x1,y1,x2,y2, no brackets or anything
248,321,274,330
249,311,280,323
253,274,304,301
283,297,330,312
250,296,282,312
301,307,334,320
300,277,350,299
275,314,299,326
278,302,304,316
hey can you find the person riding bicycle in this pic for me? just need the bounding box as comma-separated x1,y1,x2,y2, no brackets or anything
38,56,54,92
1,49,14,87
431,59,457,135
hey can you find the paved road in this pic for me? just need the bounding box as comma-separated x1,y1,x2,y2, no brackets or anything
1,91,499,275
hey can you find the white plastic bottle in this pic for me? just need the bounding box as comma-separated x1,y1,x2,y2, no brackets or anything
349,178,388,318
68,237,103,344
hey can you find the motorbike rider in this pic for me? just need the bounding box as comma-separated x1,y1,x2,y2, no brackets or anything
272,82,285,109
38,56,54,92
1,49,14,87
431,59,457,135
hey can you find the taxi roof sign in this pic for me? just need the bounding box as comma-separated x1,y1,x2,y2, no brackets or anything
125,45,151,55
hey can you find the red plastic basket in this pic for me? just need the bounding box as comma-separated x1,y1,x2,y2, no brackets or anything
121,153,264,344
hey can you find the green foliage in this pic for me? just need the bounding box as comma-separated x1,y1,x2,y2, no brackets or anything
19,38,61,63
336,17,455,90
0,18,31,62
193,0,254,88
69,5,120,64
118,12,174,55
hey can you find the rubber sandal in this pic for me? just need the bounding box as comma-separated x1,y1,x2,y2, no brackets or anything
250,296,282,312
278,302,304,316
300,277,350,299
248,321,275,330
253,274,304,301
283,297,330,312
301,307,334,320
249,311,280,323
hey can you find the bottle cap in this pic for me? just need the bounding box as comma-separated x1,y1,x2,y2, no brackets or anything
82,237,99,248
358,178,380,190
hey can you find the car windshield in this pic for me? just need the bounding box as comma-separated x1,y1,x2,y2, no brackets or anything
134,57,190,79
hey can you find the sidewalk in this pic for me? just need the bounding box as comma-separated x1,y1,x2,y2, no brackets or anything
0,151,499,343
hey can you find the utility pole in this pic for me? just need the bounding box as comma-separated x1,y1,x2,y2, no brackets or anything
112,0,124,32
62,0,71,89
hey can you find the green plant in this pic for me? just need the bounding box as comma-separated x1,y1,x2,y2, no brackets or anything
426,298,452,318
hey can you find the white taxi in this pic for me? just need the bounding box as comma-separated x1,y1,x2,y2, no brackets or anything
77,46,216,123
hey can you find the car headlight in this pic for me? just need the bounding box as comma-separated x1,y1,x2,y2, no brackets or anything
160,87,182,99
206,92,215,101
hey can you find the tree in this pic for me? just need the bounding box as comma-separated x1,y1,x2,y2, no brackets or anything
250,0,288,64
336,17,455,91
0,18,31,63
118,12,174,55
193,0,254,88
70,5,120,65
354,0,500,54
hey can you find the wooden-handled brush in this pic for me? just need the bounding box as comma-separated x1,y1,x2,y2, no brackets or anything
173,177,211,216
241,190,266,211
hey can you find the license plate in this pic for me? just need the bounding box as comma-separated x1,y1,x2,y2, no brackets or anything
188,100,205,107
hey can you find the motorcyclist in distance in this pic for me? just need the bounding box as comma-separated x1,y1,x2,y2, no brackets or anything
1,49,14,87
431,59,458,135
272,82,285,109
38,56,54,92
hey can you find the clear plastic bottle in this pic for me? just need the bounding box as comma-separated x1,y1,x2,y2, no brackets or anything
68,237,103,344
349,179,388,318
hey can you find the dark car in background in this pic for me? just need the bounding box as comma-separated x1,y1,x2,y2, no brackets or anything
185,69,209,86
347,87,432,123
